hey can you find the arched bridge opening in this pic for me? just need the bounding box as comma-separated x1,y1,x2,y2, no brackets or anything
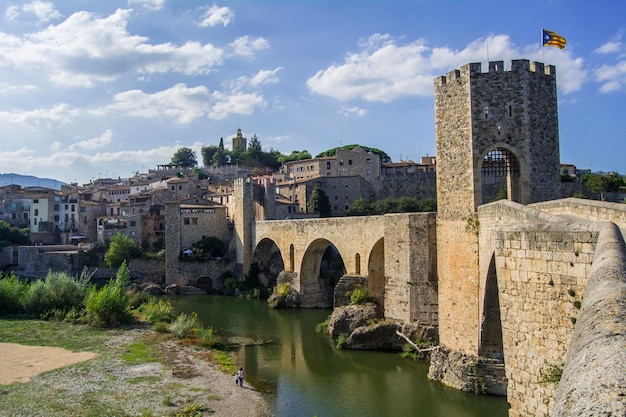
251,238,285,294
300,239,346,308
368,238,385,312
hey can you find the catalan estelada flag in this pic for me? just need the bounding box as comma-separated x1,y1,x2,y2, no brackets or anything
543,29,566,49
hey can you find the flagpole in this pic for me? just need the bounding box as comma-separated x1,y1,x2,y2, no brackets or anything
540,28,546,64
486,37,490,63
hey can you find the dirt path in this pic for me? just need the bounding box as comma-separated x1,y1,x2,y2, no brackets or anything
0,343,99,385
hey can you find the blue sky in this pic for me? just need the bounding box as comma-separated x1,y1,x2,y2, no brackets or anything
0,0,624,184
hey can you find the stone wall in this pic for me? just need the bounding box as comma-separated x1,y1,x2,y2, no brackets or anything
375,171,437,201
531,197,626,229
383,213,437,324
478,200,602,417
552,222,626,416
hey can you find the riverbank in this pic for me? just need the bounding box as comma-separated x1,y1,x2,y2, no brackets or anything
0,319,270,417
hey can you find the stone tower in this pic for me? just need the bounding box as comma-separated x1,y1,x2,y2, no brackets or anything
434,60,561,356
232,177,254,278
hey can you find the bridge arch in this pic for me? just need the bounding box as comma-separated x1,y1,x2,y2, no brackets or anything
368,238,385,310
299,238,346,308
252,237,285,289
478,253,504,361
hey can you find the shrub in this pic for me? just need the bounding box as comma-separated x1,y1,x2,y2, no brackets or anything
23,271,89,316
85,265,132,327
349,286,369,305
194,327,223,348
140,298,175,323
104,233,141,268
315,319,329,334
0,274,29,314
336,334,347,349
539,361,564,385
168,312,199,339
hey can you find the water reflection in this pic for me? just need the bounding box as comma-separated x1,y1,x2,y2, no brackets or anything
171,295,509,417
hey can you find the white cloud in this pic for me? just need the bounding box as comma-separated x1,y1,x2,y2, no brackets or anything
101,83,210,125
337,106,367,117
68,129,113,151
98,83,266,123
208,91,265,120
595,41,622,55
23,1,61,22
4,1,61,22
307,33,588,102
229,36,270,58
198,4,234,27
250,68,283,87
5,6,20,20
594,61,626,93
128,0,165,11
0,103,79,130
0,9,224,87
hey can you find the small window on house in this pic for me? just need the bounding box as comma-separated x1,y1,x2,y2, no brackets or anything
171,186,175,190
184,218,190,225
509,105,512,117
348,160,353,165
339,160,344,166
191,218,198,225
366,158,371,164
179,185,182,190
326,162,331,169
130,221,136,227
33,199,39,203
34,209,39,216
366,169,372,175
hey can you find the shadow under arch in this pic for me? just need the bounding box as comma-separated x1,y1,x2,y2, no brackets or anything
300,238,346,308
479,254,504,361
367,238,385,313
478,143,525,205
252,237,285,290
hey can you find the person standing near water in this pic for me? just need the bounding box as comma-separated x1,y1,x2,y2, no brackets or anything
236,368,244,387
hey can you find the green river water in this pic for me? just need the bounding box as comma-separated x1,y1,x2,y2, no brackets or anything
171,295,510,417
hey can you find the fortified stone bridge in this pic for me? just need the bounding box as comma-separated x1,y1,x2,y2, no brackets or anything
251,213,437,319
237,196,626,417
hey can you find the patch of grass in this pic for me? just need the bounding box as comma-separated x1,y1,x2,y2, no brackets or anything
206,394,222,401
212,350,235,374
0,318,119,353
121,341,157,365
172,402,212,417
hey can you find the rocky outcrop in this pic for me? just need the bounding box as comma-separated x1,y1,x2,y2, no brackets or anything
327,303,437,351
427,347,507,395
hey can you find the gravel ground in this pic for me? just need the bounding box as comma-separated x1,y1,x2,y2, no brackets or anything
0,328,271,417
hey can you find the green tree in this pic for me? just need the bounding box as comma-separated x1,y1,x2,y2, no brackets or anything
170,147,197,168
582,172,624,200
346,197,375,216
307,184,331,217
279,150,312,164
104,233,141,268
211,147,228,166
247,134,262,159
201,145,219,166
0,220,28,248
315,144,391,163
191,236,226,258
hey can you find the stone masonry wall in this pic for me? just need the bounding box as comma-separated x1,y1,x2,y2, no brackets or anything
552,222,626,417
478,201,602,417
383,213,437,324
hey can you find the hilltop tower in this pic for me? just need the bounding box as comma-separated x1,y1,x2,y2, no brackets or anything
434,60,561,358
232,177,254,278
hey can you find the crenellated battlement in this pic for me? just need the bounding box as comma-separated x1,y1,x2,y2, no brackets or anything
434,59,556,86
